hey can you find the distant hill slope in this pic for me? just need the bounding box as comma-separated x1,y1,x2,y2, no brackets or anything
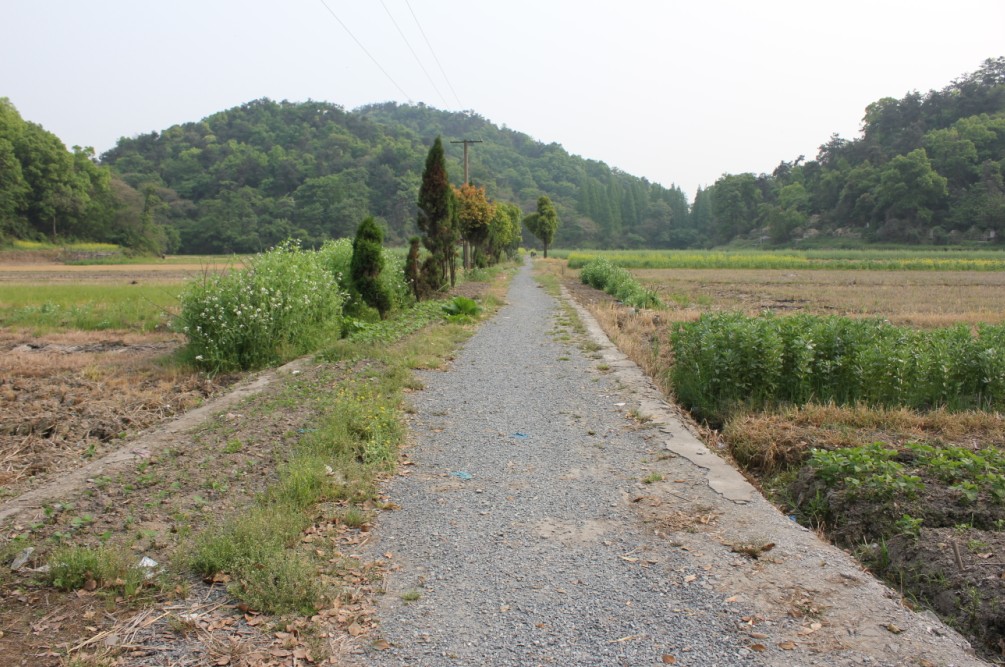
697,57,1005,247
100,100,691,253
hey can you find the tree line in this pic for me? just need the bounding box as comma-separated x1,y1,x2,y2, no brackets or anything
3,57,1002,253
697,57,1005,246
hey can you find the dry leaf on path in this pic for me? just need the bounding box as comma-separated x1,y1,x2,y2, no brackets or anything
778,640,797,650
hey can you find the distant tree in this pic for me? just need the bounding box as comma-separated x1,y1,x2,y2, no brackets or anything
350,217,391,318
523,195,559,257
417,137,458,287
486,202,522,263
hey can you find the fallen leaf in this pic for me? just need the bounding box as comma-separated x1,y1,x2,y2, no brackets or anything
662,655,677,664
684,575,697,583
211,572,231,584
750,644,767,652
724,596,737,603
215,657,231,666
884,623,903,634
373,639,390,650
978,552,993,559
347,622,365,637
749,632,769,639
778,640,797,650
293,647,310,660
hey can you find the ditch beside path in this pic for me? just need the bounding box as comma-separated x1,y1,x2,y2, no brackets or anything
357,260,983,667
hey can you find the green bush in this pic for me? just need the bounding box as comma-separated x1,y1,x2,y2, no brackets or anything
319,238,412,317
578,258,662,309
178,240,345,371
670,312,1005,422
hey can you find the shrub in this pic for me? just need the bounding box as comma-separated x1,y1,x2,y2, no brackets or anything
178,240,345,371
350,217,392,319
578,258,662,309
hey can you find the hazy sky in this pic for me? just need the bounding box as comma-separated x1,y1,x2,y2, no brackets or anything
3,0,1003,200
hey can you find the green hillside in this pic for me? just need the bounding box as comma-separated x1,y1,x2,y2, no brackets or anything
699,57,1005,246
100,100,690,253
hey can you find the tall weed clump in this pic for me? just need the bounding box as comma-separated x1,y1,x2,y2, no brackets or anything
579,258,662,308
179,241,345,371
671,313,1005,422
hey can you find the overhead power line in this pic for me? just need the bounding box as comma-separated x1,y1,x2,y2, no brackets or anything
317,0,413,102
379,0,448,107
403,0,463,107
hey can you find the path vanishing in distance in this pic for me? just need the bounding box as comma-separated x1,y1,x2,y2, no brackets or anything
354,260,984,667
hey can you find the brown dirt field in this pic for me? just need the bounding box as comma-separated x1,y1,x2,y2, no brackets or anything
0,330,230,501
0,263,239,284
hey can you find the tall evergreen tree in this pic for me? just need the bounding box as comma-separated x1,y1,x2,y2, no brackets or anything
417,137,458,287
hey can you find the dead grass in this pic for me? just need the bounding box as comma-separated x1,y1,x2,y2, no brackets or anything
724,404,1005,473
0,330,223,496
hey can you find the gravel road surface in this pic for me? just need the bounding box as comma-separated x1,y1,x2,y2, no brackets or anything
358,261,984,667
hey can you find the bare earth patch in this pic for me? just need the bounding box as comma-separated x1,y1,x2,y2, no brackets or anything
0,330,229,500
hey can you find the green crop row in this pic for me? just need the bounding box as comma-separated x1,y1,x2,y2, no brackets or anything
670,312,1005,422
578,258,662,309
565,248,1005,271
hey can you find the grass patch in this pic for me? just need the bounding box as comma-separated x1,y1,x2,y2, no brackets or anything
0,283,181,333
47,545,146,597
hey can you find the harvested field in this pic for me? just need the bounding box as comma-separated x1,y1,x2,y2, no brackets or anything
635,267,1005,327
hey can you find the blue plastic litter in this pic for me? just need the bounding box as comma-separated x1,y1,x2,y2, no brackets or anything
511,432,530,439
450,471,473,480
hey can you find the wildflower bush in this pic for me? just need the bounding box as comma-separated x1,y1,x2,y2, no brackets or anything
179,241,345,371
670,312,1005,422
578,258,662,309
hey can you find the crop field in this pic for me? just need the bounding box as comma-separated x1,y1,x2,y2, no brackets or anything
551,251,1005,658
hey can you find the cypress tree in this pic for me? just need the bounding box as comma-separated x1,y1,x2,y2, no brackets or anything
350,216,391,319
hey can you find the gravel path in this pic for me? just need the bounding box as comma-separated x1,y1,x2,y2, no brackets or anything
358,261,984,667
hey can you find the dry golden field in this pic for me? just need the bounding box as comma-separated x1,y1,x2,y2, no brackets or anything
634,267,1005,327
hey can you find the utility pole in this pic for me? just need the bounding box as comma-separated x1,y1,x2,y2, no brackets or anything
450,139,482,269
450,139,482,184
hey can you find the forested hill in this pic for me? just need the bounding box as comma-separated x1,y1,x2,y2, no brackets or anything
698,57,1005,246
101,100,691,253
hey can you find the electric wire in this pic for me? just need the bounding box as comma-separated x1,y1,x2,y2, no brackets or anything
379,0,448,107
403,0,463,107
317,0,413,102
